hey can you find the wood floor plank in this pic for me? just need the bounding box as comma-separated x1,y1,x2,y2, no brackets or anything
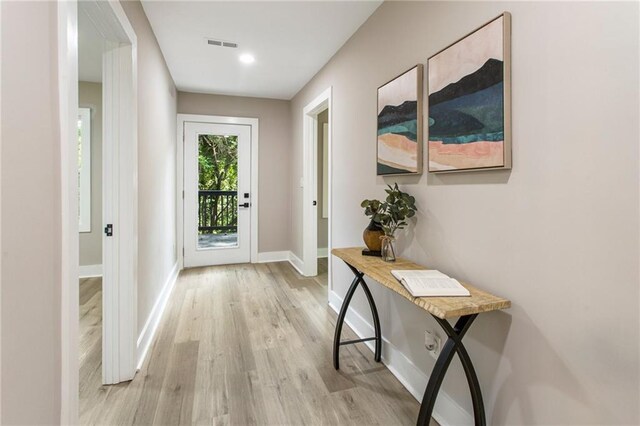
80,277,102,306
152,341,200,425
227,371,268,426
80,257,432,425
130,270,191,426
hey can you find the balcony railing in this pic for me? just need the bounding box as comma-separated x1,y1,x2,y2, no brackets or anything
198,190,238,234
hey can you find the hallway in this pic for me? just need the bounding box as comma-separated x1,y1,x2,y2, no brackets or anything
80,260,428,425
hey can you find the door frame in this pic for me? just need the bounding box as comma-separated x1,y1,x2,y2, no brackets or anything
176,114,259,269
59,0,138,421
301,87,333,287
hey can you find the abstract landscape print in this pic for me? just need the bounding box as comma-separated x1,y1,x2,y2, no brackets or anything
377,65,423,175
428,13,511,172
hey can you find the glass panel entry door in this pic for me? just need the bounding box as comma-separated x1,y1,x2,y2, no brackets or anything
184,122,251,267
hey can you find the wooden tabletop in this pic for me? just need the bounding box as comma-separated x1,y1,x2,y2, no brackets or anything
332,247,511,319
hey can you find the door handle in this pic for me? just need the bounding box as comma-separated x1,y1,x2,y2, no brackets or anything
238,202,250,208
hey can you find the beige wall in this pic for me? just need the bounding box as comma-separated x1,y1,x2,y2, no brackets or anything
290,1,639,424
120,0,178,337
177,92,291,253
1,1,62,423
317,109,328,250
79,82,103,267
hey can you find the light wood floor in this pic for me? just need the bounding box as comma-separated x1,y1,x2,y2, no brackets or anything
80,275,103,411
80,259,434,425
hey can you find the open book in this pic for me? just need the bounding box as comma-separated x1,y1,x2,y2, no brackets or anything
391,270,470,297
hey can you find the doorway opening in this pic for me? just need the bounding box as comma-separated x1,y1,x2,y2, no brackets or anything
60,0,138,421
77,8,105,415
316,109,330,285
301,87,332,294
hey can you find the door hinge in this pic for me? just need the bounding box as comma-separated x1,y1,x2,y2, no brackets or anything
182,190,185,199
182,247,185,256
104,224,113,236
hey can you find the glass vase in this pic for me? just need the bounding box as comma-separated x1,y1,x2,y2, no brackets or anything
380,235,396,262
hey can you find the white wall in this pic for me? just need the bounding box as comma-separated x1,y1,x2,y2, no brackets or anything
290,2,639,424
176,91,291,253
120,0,178,338
79,82,102,267
1,1,62,423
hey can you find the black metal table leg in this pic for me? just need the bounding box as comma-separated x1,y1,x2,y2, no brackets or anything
333,262,382,370
332,269,362,370
358,271,382,362
417,314,485,426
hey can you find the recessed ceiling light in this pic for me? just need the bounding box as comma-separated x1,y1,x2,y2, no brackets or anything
239,53,255,64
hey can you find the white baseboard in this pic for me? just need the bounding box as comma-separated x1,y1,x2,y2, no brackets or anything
288,251,305,275
317,247,328,258
256,251,290,263
328,290,473,426
136,262,179,370
79,264,102,278
256,250,321,277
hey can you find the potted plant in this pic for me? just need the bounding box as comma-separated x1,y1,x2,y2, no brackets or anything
361,183,417,261
361,199,385,254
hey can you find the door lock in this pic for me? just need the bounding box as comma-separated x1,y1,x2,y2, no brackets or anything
104,224,113,236
238,202,250,208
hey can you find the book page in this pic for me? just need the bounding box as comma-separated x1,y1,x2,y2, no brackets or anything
404,277,470,296
393,269,448,279
410,277,463,289
391,269,470,296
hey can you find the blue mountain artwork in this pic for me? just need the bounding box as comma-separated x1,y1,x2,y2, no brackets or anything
377,100,418,175
429,58,504,144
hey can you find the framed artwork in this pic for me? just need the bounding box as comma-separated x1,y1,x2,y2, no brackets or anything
427,12,511,173
377,64,423,175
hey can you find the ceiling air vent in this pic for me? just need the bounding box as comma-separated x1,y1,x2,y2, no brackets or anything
206,39,238,49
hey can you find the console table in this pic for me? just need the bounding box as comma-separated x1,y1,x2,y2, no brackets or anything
331,247,511,426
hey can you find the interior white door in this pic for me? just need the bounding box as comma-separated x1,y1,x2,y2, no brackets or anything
184,122,251,267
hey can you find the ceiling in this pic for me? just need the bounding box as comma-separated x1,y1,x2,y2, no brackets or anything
78,9,103,83
141,1,382,99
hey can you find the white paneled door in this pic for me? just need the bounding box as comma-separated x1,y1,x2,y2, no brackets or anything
183,122,251,267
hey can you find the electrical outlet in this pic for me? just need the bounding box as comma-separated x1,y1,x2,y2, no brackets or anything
424,330,442,359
